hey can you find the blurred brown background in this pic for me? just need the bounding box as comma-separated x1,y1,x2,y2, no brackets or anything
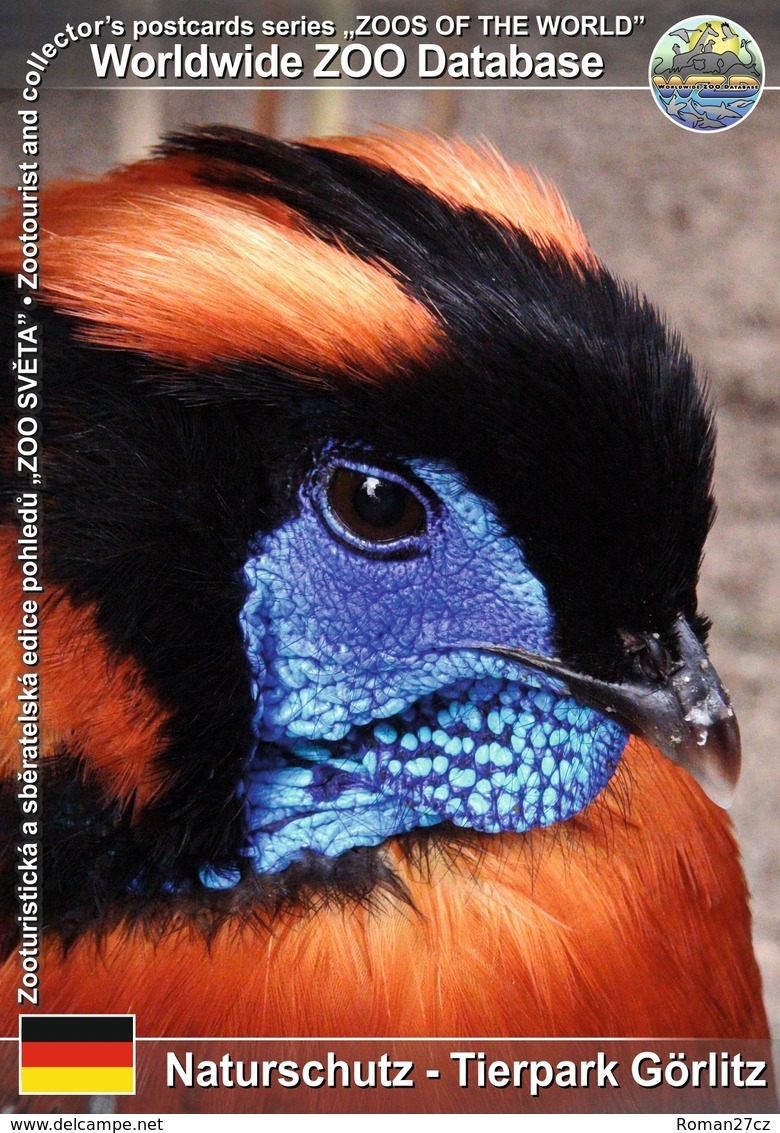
1,0,778,1043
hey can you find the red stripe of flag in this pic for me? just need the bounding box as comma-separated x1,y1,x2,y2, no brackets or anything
21,1041,134,1067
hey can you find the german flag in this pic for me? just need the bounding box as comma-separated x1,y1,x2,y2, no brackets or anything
19,1015,135,1094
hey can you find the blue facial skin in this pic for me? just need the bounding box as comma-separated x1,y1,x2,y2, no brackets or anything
219,448,628,885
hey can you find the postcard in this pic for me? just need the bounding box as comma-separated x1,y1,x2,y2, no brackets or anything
0,1,777,1120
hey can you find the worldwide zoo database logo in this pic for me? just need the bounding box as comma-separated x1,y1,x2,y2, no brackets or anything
650,15,764,131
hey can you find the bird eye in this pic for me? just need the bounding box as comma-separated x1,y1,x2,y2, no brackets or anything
325,466,427,547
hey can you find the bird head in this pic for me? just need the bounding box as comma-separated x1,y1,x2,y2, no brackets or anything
0,129,739,923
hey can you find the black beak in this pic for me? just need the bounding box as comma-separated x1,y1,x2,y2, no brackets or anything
481,615,740,808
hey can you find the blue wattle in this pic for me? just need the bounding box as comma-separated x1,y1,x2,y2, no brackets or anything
218,454,628,884
241,672,625,874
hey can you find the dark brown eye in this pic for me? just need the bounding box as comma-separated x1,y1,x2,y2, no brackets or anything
327,467,426,544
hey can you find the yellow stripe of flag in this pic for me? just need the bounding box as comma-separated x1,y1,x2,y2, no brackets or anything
21,1066,134,1094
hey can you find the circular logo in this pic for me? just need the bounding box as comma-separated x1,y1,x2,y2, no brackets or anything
649,15,765,132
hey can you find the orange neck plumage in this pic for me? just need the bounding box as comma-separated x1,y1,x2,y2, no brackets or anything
0,739,766,1040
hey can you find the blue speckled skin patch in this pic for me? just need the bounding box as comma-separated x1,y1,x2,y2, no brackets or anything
233,452,628,880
